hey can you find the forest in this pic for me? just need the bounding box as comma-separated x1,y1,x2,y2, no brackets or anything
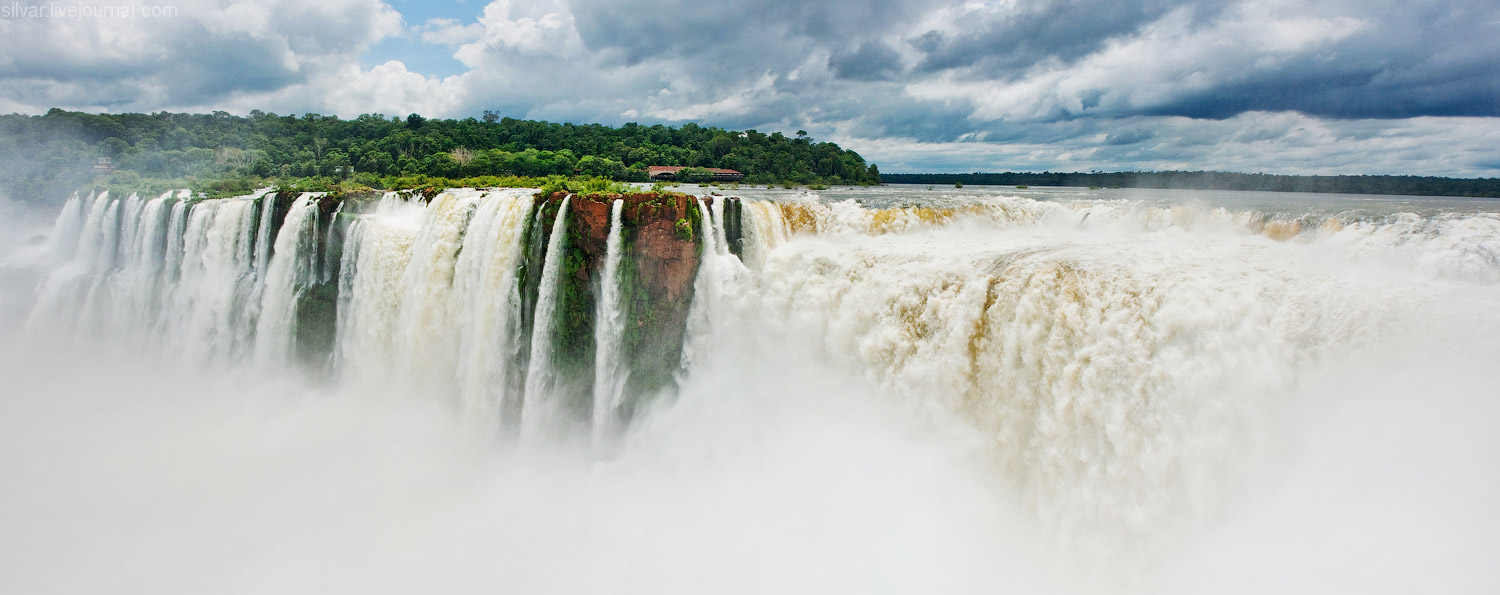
883,171,1500,198
9,107,1498,205
0,109,881,205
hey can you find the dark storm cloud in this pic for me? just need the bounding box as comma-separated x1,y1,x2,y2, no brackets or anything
910,0,1200,76
549,0,1500,131
1128,1,1500,120
1146,72,1500,120
8,0,1498,125
1105,128,1156,145
569,0,914,62
157,38,308,104
828,41,903,81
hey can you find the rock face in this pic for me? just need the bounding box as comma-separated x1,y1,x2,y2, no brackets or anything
522,191,740,424
281,188,741,427
289,190,354,373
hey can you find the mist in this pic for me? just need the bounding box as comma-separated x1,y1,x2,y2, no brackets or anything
0,334,1055,594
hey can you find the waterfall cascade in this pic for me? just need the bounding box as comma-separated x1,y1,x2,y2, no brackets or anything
9,184,1500,581
593,199,628,443
21,187,1500,425
252,194,323,369
520,195,573,439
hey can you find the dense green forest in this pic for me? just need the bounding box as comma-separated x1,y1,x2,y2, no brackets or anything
883,171,1500,198
9,107,1497,205
0,109,881,205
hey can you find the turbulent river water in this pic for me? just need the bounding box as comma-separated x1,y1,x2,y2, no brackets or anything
1,185,1498,593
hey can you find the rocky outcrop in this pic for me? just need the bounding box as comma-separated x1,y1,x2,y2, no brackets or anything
288,191,356,373
522,191,740,425
280,187,741,423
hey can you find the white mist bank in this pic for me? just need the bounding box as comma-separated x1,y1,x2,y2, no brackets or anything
2,185,1498,593
0,341,1049,594
1,324,1495,594
1173,349,1500,594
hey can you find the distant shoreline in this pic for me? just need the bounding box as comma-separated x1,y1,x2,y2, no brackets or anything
882,172,1500,199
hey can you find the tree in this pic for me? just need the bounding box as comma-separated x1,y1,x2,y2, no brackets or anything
675,167,713,183
577,155,627,179
214,146,247,167
451,147,476,166
101,137,129,157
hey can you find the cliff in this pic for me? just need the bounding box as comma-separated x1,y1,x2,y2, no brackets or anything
521,191,741,426
279,188,742,428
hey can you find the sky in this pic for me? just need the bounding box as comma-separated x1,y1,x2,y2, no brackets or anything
1,0,1498,176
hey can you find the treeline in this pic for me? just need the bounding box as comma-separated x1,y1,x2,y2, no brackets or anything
0,109,881,204
883,171,1500,198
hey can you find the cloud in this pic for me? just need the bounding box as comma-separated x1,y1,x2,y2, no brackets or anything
453,0,583,62
904,4,1372,122
907,0,1198,76
899,0,1500,121
828,41,904,81
1,0,1498,176
842,113,1500,177
0,0,402,112
233,60,467,119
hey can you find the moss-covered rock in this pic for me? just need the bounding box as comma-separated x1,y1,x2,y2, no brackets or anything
293,281,339,371
285,189,742,428
518,191,743,427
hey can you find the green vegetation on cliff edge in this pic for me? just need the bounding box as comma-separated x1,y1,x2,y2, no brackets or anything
0,109,881,204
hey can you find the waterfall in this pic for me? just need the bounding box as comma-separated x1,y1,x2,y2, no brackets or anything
254,187,278,278
162,198,188,287
592,199,627,442
681,198,752,370
23,189,286,359
7,183,1500,592
73,196,124,335
93,195,122,273
333,216,366,376
451,189,535,429
46,193,84,264
330,189,536,427
27,191,122,340
719,196,1500,560
390,191,478,388
321,201,344,285
740,200,790,272
335,193,424,383
679,199,718,370
170,197,266,364
252,194,321,369
73,190,112,274
710,196,728,253
520,195,571,439
17,185,1500,489
107,191,175,347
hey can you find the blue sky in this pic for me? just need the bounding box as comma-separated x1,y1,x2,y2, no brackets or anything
363,0,476,76
2,0,1499,176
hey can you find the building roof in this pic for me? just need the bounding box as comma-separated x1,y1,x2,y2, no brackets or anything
645,166,742,176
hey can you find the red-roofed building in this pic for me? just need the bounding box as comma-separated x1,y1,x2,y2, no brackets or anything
646,166,744,182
